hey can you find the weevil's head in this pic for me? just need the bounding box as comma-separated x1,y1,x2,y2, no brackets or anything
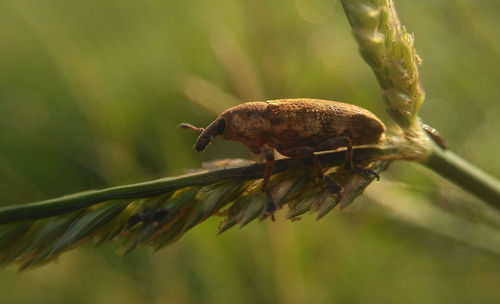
194,116,227,151
192,102,268,152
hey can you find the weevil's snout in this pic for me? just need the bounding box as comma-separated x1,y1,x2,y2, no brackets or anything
194,134,213,151
193,117,227,152
178,122,214,151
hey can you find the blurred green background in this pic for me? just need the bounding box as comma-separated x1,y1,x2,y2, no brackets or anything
1,0,500,303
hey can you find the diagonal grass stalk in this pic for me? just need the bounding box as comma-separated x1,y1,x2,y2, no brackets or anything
0,146,398,269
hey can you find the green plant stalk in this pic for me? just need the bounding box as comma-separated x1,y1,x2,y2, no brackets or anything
340,0,424,130
0,146,398,225
341,0,500,210
421,146,500,208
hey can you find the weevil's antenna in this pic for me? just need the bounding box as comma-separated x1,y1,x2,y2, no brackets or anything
178,123,205,132
178,122,216,151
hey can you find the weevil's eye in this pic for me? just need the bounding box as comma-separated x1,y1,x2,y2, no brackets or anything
217,118,226,135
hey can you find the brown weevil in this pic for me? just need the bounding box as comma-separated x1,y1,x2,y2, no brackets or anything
179,98,386,219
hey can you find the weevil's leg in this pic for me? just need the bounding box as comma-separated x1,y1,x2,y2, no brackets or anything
177,123,205,132
152,208,169,220
261,146,275,192
261,145,277,221
315,137,379,180
279,146,343,197
127,208,169,229
422,124,448,150
151,208,169,228
314,136,353,170
127,214,142,229
353,166,380,180
263,191,276,221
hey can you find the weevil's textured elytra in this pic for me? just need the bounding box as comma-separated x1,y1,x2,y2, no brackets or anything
179,98,386,219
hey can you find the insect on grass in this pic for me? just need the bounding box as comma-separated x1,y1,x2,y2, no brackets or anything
179,98,386,219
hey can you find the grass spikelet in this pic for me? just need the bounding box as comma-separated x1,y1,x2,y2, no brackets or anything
0,147,398,269
341,0,424,130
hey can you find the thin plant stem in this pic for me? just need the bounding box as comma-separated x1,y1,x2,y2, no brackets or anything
422,146,500,208
0,146,398,224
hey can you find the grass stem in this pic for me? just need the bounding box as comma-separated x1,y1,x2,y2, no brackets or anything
421,146,500,208
0,146,398,224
